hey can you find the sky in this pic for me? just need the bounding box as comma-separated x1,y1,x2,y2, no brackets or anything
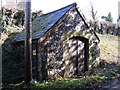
31,0,119,23
2,0,119,23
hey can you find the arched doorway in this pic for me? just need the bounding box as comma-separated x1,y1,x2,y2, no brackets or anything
68,36,89,76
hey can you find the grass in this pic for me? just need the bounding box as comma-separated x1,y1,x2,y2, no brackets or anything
2,33,120,89
98,33,118,63
32,63,119,89
4,66,119,89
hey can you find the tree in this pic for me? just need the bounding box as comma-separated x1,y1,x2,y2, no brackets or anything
90,2,98,20
13,10,24,26
101,12,113,22
32,10,43,21
88,2,99,32
1,7,42,27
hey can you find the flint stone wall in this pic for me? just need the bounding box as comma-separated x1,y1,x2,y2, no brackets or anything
38,8,100,78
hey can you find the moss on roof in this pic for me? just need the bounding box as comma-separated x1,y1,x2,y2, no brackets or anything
13,3,77,43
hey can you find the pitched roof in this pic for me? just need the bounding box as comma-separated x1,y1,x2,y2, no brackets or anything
13,3,77,43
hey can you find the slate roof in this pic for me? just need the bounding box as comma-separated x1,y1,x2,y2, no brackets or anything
13,3,77,43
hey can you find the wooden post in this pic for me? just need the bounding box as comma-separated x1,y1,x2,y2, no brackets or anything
25,0,32,83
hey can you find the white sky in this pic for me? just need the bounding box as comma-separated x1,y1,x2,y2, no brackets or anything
31,0,119,23
2,0,119,23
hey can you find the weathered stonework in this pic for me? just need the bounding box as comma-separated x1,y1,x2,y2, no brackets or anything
38,8,100,78
11,3,100,82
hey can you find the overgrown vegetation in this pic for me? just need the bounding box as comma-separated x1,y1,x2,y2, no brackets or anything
2,33,119,89
3,65,120,89
33,66,120,89
2,32,25,84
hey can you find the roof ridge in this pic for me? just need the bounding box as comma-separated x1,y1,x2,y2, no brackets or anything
35,3,77,20
49,3,77,14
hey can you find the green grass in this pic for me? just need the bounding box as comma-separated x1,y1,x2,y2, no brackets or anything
33,66,119,89
98,34,118,63
4,66,119,89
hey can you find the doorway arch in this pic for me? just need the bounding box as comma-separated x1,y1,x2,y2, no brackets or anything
68,36,89,76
